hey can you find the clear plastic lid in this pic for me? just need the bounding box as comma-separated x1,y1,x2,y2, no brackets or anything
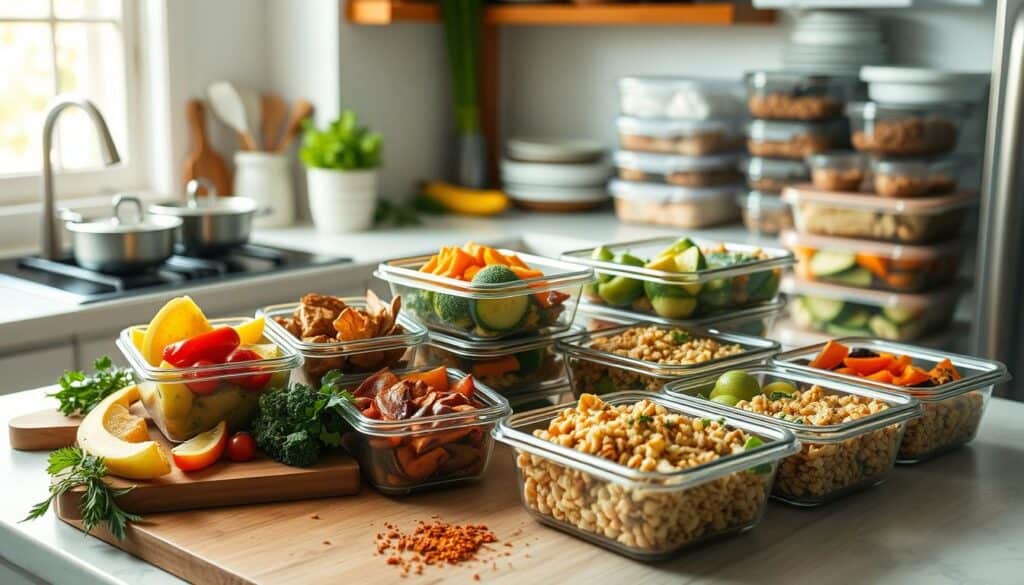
615,116,744,138
561,236,793,287
737,190,790,211
846,101,971,120
806,151,867,170
747,118,844,141
608,179,741,203
746,71,859,92
781,275,962,310
743,156,809,180
573,298,786,331
259,298,429,358
492,390,799,491
613,150,739,173
781,230,963,261
774,337,1011,401
618,76,744,96
872,155,965,175
428,325,584,358
782,184,979,214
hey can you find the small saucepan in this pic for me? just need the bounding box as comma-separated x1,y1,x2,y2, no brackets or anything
149,178,262,256
62,195,182,274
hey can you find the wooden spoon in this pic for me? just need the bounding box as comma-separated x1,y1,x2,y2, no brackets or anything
276,99,314,152
261,93,287,151
181,99,231,196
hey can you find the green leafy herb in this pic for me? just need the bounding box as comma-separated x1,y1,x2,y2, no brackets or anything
23,447,140,540
299,109,381,170
670,330,692,345
665,417,678,427
699,418,713,428
743,436,772,475
768,391,794,401
636,415,654,425
50,356,135,416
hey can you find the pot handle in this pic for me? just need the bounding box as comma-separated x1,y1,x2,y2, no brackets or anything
58,208,84,223
113,195,145,225
186,178,219,207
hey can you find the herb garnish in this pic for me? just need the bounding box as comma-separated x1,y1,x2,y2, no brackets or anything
743,436,772,475
768,391,793,401
23,447,140,540
50,356,135,416
636,415,654,425
670,330,692,345
699,418,713,428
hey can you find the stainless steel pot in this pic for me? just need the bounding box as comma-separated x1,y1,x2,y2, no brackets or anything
149,178,261,256
62,195,182,274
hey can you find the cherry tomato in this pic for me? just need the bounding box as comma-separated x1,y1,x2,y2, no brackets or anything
185,359,220,395
163,327,240,367
226,348,271,391
227,432,256,462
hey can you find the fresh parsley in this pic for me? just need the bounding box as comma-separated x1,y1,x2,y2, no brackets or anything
670,330,692,345
699,418,713,428
23,447,140,540
743,436,772,475
636,415,654,425
768,391,794,401
50,357,135,416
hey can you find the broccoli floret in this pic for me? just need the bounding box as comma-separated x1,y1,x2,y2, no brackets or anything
251,384,323,467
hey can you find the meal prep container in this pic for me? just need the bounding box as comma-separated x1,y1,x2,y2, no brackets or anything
572,298,787,338
561,236,794,320
783,231,963,293
774,338,1010,463
332,366,511,495
742,156,810,192
783,276,962,341
667,365,921,505
374,250,593,341
609,179,740,228
260,298,429,386
807,151,868,192
848,102,968,157
116,318,302,442
738,190,794,236
782,185,978,243
746,119,847,160
506,385,573,413
614,151,741,187
871,157,963,198
617,76,746,120
558,323,779,394
493,391,798,559
419,327,580,397
746,71,859,120
616,117,745,155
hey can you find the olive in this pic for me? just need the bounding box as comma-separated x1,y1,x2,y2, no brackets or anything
709,370,761,402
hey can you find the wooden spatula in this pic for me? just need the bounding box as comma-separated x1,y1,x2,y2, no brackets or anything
261,93,287,151
276,99,314,152
182,99,231,196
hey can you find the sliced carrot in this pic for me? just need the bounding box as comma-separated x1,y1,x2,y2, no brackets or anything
444,247,477,278
890,258,928,271
866,369,895,384
888,354,912,375
834,367,858,375
420,255,439,274
928,358,961,382
464,241,487,265
362,403,382,419
463,264,482,281
893,365,931,387
403,366,449,391
844,355,894,376
472,356,520,378
450,374,476,398
483,247,511,267
856,254,890,278
510,266,544,280
885,272,920,291
809,340,850,370
507,253,529,269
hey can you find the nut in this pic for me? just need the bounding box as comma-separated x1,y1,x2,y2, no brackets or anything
899,392,985,460
748,94,842,120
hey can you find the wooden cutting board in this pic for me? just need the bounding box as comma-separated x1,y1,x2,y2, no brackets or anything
8,403,149,451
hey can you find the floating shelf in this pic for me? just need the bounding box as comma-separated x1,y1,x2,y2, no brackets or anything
346,1,776,26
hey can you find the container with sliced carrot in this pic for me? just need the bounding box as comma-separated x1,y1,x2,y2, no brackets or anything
774,338,1011,464
375,243,594,341
328,365,511,494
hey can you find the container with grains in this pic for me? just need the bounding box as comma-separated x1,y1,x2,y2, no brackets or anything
774,338,1010,464
848,102,968,157
667,365,920,506
742,157,810,193
737,191,794,237
747,119,847,160
493,391,799,560
557,323,778,395
807,151,868,192
616,117,745,156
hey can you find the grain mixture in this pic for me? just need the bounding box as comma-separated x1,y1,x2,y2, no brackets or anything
899,392,985,461
748,94,843,121
736,385,901,503
517,394,773,554
568,326,746,393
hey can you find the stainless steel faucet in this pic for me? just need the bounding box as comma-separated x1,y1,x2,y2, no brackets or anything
40,94,122,260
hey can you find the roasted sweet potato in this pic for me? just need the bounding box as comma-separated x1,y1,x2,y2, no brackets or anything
395,445,449,481
810,340,850,370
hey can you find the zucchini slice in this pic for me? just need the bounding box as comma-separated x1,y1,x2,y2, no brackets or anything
471,296,530,332
809,250,857,276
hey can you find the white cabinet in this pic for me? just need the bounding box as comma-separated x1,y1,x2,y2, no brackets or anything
77,334,126,369
0,344,75,394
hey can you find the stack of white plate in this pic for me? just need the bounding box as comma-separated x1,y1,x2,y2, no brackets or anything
501,138,611,212
784,10,888,76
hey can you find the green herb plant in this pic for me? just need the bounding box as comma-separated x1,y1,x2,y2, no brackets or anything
299,109,381,171
51,356,135,416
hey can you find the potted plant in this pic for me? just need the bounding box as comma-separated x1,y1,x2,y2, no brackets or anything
299,109,382,233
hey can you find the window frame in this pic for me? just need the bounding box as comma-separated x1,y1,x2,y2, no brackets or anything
0,0,146,205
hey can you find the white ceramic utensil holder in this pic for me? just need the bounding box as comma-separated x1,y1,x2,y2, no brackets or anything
234,152,295,228
305,167,378,234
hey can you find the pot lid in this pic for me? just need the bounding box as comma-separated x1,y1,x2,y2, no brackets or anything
64,195,182,234
149,177,259,216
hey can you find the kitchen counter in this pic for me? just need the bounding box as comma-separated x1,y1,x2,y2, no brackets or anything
1,387,1022,584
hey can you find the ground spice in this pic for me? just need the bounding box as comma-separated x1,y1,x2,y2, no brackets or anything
376,519,500,577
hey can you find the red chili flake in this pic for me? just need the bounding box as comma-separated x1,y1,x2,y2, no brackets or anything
376,519,499,576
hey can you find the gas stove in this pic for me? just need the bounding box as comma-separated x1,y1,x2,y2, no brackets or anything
0,244,350,304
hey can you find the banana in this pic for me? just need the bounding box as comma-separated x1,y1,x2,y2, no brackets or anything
422,181,510,216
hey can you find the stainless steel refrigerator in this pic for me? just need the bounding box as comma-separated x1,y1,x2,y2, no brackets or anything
973,0,1024,399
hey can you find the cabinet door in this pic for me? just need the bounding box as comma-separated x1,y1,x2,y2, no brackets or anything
77,335,125,369
0,344,75,394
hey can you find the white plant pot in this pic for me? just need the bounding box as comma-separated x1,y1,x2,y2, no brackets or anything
305,167,378,234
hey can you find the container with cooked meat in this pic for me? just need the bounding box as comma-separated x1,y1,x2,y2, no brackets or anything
616,117,745,155
848,102,968,157
747,119,847,160
806,151,868,192
742,157,810,193
871,156,964,198
746,71,859,121
737,190,794,236
609,180,742,229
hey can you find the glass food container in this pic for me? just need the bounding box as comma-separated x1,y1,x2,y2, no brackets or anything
374,250,593,341
783,230,963,293
613,151,741,187
742,156,810,192
116,318,302,442
493,391,799,560
782,185,978,244
557,323,779,395
746,71,859,121
666,365,921,506
871,156,964,198
746,119,847,160
561,236,794,320
609,179,741,228
261,298,429,387
737,190,795,236
806,151,868,192
571,298,787,339
783,276,962,341
418,327,580,397
617,76,747,120
506,385,573,413
332,366,511,495
615,117,745,155
774,338,1010,464
848,102,969,157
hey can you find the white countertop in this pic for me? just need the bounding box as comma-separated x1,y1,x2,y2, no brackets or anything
2,387,1022,584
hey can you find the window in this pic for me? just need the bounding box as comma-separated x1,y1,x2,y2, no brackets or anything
0,0,141,204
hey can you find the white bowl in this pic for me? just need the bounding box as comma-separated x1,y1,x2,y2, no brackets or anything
506,137,605,163
861,66,989,104
503,183,609,203
500,158,611,187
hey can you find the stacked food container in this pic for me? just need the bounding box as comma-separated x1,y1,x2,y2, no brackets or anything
740,72,858,236
611,77,747,228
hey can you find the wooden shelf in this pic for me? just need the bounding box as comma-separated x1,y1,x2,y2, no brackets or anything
346,1,777,26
